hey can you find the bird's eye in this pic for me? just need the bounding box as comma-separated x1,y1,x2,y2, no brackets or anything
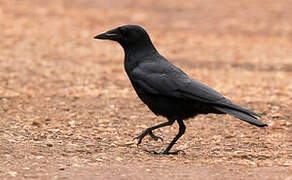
118,27,127,36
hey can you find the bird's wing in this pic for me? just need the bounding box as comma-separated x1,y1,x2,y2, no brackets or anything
130,60,260,116
131,61,224,102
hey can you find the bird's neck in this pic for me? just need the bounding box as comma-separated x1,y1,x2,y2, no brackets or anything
122,41,158,73
123,40,158,61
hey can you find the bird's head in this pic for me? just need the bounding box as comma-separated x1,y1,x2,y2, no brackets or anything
94,25,154,51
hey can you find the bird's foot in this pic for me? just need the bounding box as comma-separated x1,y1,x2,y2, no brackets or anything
145,149,185,155
149,131,163,142
133,130,163,145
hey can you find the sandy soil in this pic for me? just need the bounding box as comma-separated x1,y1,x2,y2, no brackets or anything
0,0,291,179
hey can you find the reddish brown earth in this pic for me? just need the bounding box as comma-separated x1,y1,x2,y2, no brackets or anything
0,0,291,179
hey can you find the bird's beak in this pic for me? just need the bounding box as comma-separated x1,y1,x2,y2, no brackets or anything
94,28,121,40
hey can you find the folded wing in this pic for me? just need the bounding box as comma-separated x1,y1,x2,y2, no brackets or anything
130,60,266,127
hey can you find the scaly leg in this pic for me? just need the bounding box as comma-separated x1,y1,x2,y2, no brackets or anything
134,121,174,145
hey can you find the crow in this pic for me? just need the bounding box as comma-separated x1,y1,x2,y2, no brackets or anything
94,25,267,155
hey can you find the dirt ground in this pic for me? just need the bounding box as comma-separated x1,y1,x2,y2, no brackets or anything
0,0,292,179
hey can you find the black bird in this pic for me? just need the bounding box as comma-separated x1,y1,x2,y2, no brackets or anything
94,25,267,155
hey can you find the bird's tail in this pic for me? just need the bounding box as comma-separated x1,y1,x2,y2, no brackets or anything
213,106,267,127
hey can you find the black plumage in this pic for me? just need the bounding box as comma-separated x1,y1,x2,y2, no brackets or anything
94,25,267,154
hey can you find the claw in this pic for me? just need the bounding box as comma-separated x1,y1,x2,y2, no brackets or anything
149,131,163,142
133,130,163,145
133,135,143,146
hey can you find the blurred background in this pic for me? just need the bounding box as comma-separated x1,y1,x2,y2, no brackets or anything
0,0,291,179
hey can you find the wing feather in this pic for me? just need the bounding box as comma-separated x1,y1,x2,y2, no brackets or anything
130,60,261,117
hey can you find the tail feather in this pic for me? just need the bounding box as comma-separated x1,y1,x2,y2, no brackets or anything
214,106,267,127
216,98,262,117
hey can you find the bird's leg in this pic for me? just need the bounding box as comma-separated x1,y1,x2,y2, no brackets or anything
148,119,186,155
134,121,174,145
